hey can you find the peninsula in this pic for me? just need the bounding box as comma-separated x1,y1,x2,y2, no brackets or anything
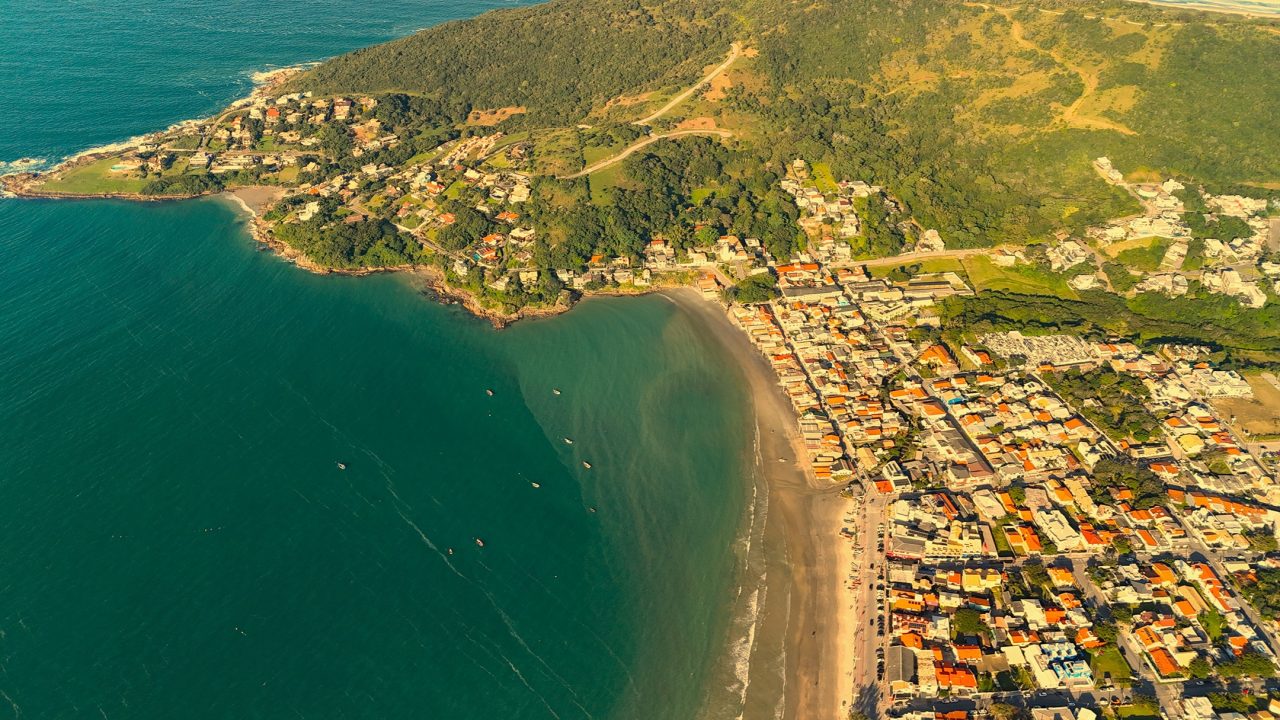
5,0,1280,718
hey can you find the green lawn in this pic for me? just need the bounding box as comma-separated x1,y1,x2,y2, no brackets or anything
255,136,285,152
691,185,715,204
484,152,511,169
443,180,467,200
588,163,625,205
870,257,967,278
1090,646,1133,687
1116,698,1161,720
1113,236,1172,271
39,157,147,195
810,161,839,193
963,256,1079,299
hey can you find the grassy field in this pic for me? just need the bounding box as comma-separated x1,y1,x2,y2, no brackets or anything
962,256,1079,299
1110,236,1172,271
870,257,967,279
1211,373,1280,439
443,180,466,200
810,161,839,193
529,128,584,177
588,163,626,205
1117,699,1161,720
39,158,148,195
582,142,623,167
1089,646,1133,688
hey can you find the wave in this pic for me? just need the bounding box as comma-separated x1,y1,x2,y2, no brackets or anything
0,157,51,174
34,62,317,171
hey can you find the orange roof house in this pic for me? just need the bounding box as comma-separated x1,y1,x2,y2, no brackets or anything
1149,647,1181,677
956,645,983,662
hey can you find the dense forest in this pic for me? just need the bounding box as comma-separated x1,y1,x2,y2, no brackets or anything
941,290,1280,366
287,0,732,128
418,135,804,269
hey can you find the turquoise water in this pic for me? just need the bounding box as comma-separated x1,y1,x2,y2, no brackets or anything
0,3,756,718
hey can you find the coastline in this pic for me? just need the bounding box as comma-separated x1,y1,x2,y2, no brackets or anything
216,186,581,328
663,288,855,720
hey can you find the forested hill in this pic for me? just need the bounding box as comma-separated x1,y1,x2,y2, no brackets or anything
286,0,1280,248
287,0,732,127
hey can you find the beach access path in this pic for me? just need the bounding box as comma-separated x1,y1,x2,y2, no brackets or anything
663,288,856,720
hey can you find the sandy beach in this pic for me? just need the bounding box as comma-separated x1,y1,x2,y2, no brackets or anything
224,184,289,216
664,288,856,720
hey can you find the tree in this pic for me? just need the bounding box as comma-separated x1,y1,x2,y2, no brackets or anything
317,124,353,159
990,703,1021,720
1022,560,1050,589
1088,457,1165,509
436,206,495,252
727,273,780,304
1245,529,1278,553
953,607,989,638
1217,650,1277,678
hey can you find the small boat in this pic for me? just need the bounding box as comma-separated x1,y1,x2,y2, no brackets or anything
475,538,485,548
485,389,494,397
336,462,347,470
447,548,454,556
531,482,541,489
563,437,574,445
582,461,592,469
588,506,597,513
552,389,562,395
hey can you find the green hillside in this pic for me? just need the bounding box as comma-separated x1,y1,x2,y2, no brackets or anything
288,0,733,127
287,0,1280,249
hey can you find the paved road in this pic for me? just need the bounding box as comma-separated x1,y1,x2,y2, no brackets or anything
850,494,891,716
560,129,733,179
634,43,742,127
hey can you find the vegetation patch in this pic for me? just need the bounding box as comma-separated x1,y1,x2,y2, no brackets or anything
962,256,1078,299
1113,236,1172,271
1045,369,1159,442
943,289,1280,366
40,158,148,195
1089,645,1132,688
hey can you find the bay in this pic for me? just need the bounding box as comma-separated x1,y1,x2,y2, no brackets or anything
0,2,757,717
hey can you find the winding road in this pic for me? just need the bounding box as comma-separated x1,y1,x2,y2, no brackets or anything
559,43,743,180
634,43,742,127
560,128,733,179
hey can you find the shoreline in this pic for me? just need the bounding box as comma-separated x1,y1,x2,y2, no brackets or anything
1,63,314,175
663,288,855,720
216,186,608,328
10,179,859,720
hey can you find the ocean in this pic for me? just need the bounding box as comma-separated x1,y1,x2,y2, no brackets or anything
0,3,763,718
